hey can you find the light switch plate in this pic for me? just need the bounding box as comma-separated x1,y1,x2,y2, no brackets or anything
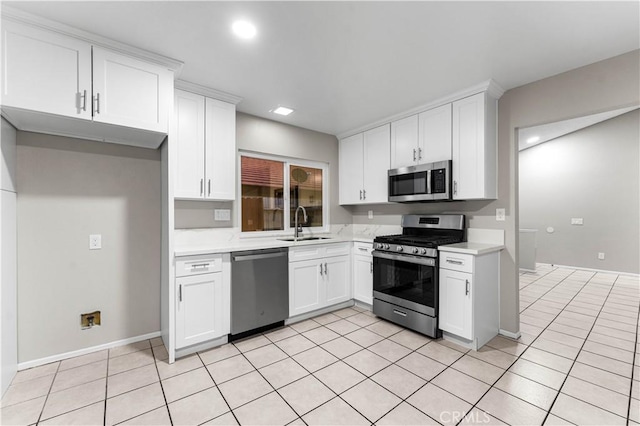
571,218,584,225
368,210,374,219
89,234,102,250
214,209,231,221
496,208,506,221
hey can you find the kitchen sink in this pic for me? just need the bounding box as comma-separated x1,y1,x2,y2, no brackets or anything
278,236,332,242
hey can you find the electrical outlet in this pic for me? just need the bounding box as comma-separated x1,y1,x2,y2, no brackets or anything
214,209,231,221
81,311,101,329
598,252,605,260
89,234,102,250
571,218,584,225
496,208,506,221
368,210,374,219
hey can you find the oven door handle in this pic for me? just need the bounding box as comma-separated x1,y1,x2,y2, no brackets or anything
373,250,436,266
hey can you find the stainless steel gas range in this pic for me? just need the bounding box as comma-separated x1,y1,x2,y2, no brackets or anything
372,214,465,338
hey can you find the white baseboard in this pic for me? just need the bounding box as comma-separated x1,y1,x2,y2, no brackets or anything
18,331,161,371
175,335,228,360
499,329,522,340
286,300,354,325
536,262,639,277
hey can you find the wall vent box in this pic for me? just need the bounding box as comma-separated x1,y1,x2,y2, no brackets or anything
81,311,101,329
214,209,231,221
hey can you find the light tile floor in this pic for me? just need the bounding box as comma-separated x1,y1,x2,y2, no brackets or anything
2,265,638,425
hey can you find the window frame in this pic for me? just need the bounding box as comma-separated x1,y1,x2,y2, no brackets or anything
237,150,330,237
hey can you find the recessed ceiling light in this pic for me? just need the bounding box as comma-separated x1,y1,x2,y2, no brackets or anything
232,20,256,39
272,106,294,116
526,136,540,144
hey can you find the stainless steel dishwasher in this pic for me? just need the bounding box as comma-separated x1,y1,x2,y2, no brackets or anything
230,247,289,340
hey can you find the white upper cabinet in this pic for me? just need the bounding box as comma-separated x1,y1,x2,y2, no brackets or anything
390,104,452,169
339,124,390,205
452,92,497,200
1,19,92,120
173,90,236,201
418,104,452,164
390,115,418,169
1,17,176,148
92,47,172,133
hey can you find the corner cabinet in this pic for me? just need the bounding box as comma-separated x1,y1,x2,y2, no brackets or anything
339,124,390,205
352,242,373,305
289,243,351,317
173,90,236,201
452,92,498,200
438,250,499,350
1,18,174,148
175,254,230,349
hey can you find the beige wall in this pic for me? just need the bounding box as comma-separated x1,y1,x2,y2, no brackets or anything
175,112,352,228
350,49,640,334
520,110,639,273
17,132,161,363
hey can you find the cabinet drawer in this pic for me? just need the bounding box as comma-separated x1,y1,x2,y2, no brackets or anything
176,254,223,277
290,242,351,261
440,252,474,273
353,242,373,256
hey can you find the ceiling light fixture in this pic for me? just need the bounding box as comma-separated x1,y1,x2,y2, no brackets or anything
232,20,256,39
272,106,294,116
526,136,540,144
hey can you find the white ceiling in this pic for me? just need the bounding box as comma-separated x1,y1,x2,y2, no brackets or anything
5,1,639,136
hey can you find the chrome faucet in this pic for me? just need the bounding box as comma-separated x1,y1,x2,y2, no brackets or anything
294,206,308,241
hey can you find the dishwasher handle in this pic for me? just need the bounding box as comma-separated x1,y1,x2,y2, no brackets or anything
233,252,287,262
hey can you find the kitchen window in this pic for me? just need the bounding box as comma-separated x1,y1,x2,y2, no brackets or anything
240,153,328,234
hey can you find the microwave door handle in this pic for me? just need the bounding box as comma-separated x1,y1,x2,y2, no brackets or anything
426,169,432,194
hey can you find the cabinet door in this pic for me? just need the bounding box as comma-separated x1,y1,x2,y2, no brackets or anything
362,124,390,203
419,104,452,164
175,272,224,348
205,98,236,200
452,93,485,200
390,114,418,169
338,133,364,205
289,260,324,317
353,254,373,305
174,90,206,199
324,256,351,306
92,46,172,133
439,269,473,340
1,19,92,120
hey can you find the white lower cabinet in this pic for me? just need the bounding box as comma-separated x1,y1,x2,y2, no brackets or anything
438,250,499,350
352,242,373,305
289,243,351,317
175,254,230,349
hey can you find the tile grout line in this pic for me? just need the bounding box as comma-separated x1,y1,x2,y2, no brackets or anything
150,342,174,426
34,359,62,425
197,350,241,426
624,274,640,424
103,349,109,426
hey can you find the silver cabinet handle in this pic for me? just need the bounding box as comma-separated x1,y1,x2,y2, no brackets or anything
200,178,204,196
446,259,463,265
393,309,407,317
370,262,373,273
418,147,422,160
94,93,100,114
179,284,182,302
191,263,210,269
359,190,363,200
362,189,366,200
454,181,457,195
413,148,417,161
324,263,328,275
208,179,211,196
319,263,323,276
465,279,470,296
80,89,87,111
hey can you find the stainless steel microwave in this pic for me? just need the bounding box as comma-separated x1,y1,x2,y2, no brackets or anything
388,160,452,202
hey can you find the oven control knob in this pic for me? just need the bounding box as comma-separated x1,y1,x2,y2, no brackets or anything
421,248,427,255
376,243,383,249
396,246,403,252
384,244,390,250
412,247,419,254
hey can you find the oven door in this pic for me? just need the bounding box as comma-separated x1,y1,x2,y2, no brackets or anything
372,251,437,317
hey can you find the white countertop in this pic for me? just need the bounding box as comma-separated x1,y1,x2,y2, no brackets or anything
438,242,504,255
175,234,373,257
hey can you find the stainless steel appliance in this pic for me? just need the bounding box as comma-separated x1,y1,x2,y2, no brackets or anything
388,160,452,202
230,247,289,340
372,214,465,337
